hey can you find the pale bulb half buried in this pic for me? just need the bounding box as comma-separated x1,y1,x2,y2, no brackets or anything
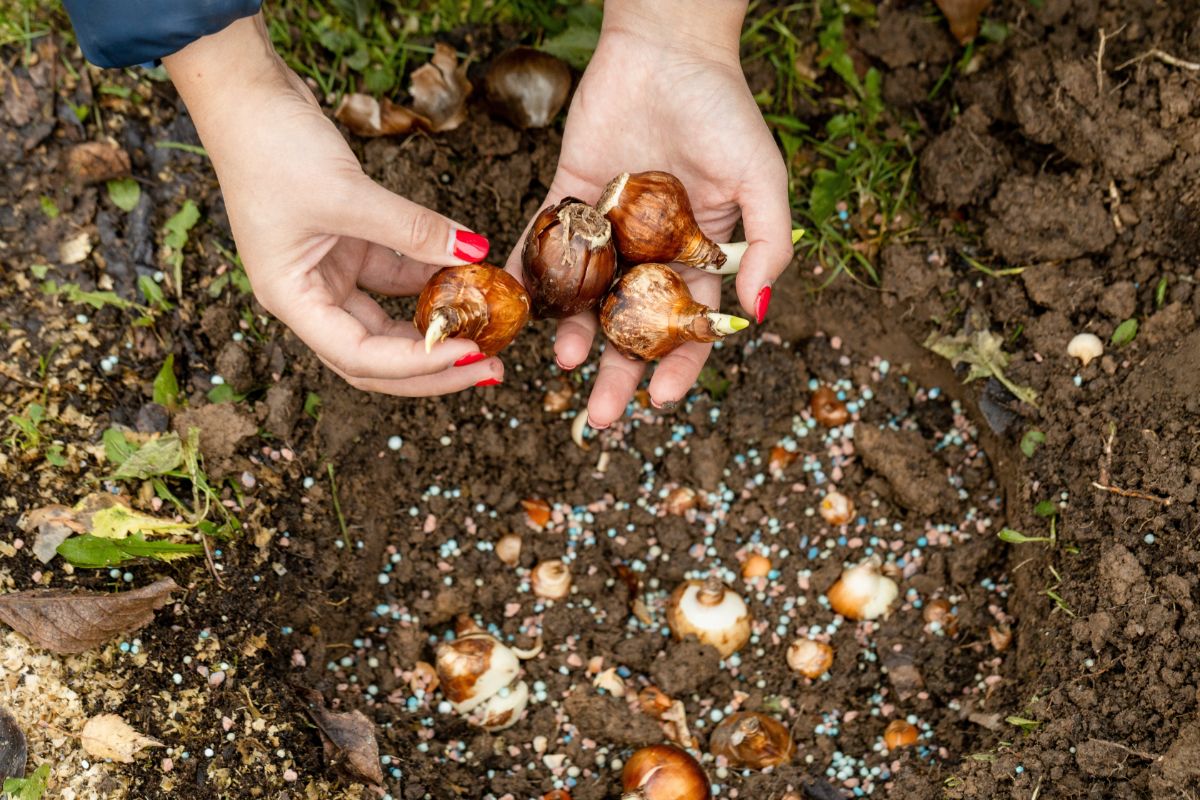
787,639,834,679
665,575,752,657
531,559,572,600
472,679,529,731
434,629,541,731
827,557,898,621
1067,332,1103,366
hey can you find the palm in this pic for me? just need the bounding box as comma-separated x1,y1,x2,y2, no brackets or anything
526,32,789,425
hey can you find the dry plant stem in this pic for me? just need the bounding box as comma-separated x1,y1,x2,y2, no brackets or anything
1084,738,1161,762
1092,423,1173,506
1094,25,1126,94
1117,48,1200,72
202,534,227,589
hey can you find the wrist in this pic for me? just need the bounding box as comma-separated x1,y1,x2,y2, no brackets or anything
600,0,746,62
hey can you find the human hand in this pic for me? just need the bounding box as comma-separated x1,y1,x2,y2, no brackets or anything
164,15,503,395
508,0,793,426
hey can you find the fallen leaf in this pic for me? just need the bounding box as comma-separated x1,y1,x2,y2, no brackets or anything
0,577,180,654
934,0,991,44
924,309,1038,407
65,141,131,184
80,714,162,763
20,494,190,565
333,94,427,137
521,498,552,528
410,43,472,132
20,504,86,564
298,689,384,787
56,535,203,569
2,73,40,127
111,433,183,480
0,707,27,784
89,505,189,540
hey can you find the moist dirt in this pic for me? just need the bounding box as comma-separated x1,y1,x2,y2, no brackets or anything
1,2,1199,800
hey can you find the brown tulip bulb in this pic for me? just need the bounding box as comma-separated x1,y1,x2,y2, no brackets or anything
810,386,849,427
884,719,920,750
709,712,795,769
621,744,710,800
484,47,572,129
598,171,733,273
414,263,531,356
599,263,748,361
522,198,618,318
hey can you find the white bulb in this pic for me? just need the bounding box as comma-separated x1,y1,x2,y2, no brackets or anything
666,577,752,657
827,557,898,621
435,633,521,713
475,679,529,731
1067,332,1103,366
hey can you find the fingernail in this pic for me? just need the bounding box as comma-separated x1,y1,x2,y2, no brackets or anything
454,352,486,367
755,285,772,324
587,417,610,430
555,356,575,371
453,230,490,263
651,399,677,411
475,377,502,387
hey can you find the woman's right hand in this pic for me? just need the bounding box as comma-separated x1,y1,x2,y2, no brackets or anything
163,14,503,395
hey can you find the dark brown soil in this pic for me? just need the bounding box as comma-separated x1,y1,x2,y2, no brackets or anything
1,2,1199,800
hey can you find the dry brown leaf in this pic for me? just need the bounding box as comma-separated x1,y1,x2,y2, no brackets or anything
0,706,27,783
521,498,552,528
80,714,162,762
934,0,991,44
334,93,427,137
66,141,131,184
410,43,472,132
298,689,384,787
0,577,180,654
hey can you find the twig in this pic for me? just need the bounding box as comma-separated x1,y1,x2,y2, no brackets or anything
1099,422,1115,486
202,534,227,589
1084,738,1160,762
1091,481,1173,506
1117,48,1200,72
1094,26,1125,95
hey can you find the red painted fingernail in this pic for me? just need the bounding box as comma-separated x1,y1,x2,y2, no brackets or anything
475,377,502,387
453,230,490,263
454,352,486,367
755,285,772,324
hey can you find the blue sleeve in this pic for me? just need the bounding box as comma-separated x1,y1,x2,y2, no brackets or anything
61,0,264,69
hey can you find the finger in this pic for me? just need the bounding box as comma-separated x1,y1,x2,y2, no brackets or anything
586,345,646,428
732,158,794,323
270,278,478,380
554,311,599,371
319,353,505,397
332,175,491,266
356,244,443,296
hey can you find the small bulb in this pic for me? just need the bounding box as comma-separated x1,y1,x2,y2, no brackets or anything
922,598,957,634
810,386,849,427
768,445,797,474
543,381,573,413
741,554,771,580
495,533,522,567
819,491,854,526
637,686,673,719
434,629,538,731
621,744,710,800
709,712,795,770
414,263,530,356
989,624,1012,652
473,679,529,731
664,487,698,516
884,719,919,750
593,667,626,697
827,557,898,621
531,559,572,600
787,639,834,679
665,576,752,657
1067,332,1103,366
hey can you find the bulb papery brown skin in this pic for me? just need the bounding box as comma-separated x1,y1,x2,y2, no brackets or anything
884,719,920,750
811,386,849,427
434,627,541,731
599,263,749,362
414,263,531,357
531,559,572,600
827,557,899,621
665,575,752,658
598,171,738,274
621,744,711,800
787,638,834,679
819,491,855,526
484,47,572,129
495,533,522,567
709,712,796,769
522,198,618,319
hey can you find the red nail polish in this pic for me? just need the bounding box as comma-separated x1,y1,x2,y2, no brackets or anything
454,352,486,367
453,230,490,263
475,377,502,387
755,285,772,324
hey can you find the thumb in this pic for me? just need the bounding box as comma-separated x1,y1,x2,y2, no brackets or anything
335,175,490,265
733,160,794,323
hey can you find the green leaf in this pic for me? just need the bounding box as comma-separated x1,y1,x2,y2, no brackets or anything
45,444,67,467
163,200,201,252
304,392,322,420
57,534,202,568
89,504,190,539
152,354,180,408
4,763,51,800
1111,318,1138,347
106,178,141,212
207,384,237,404
39,196,59,219
155,141,207,157
539,7,601,69
100,83,132,99
138,275,171,311
1006,715,1041,732
697,367,731,401
1155,276,1168,308
111,433,183,480
997,528,1034,543
29,263,49,280
809,168,851,222
979,18,1009,43
102,427,138,466
924,310,1038,407
1033,499,1057,518
45,281,134,311
1019,429,1045,458
230,268,252,294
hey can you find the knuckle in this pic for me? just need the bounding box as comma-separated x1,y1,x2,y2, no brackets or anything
406,212,444,254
